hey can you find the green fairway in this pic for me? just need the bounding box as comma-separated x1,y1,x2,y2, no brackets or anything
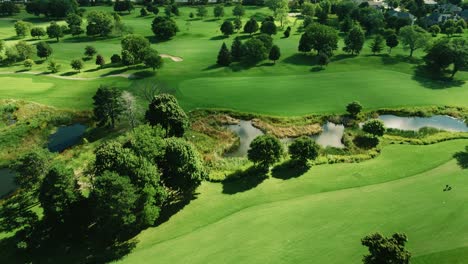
115,140,468,264
0,6,466,114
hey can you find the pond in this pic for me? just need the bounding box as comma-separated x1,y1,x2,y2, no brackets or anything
225,120,264,157
48,123,87,153
378,115,468,132
225,121,345,157
0,168,16,198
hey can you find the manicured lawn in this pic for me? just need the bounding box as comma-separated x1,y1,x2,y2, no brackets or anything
116,139,468,264
0,6,466,114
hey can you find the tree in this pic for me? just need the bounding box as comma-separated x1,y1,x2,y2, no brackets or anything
143,48,163,71
242,38,268,63
0,192,38,233
424,38,468,78
283,26,291,38
11,148,52,194
86,10,114,37
47,60,61,73
122,50,135,66
66,13,83,36
145,94,188,137
111,54,122,64
161,138,206,196
39,163,82,224
114,0,134,14
30,27,46,39
171,5,179,16
152,16,178,41
214,5,224,19
0,2,20,16
153,6,160,16
121,91,139,129
14,21,32,38
94,54,105,68
340,16,354,33
70,59,84,72
298,23,339,57
164,5,172,17
84,45,97,58
90,171,138,239
196,6,207,18
220,20,234,36
24,59,34,69
233,18,242,32
248,135,283,170
92,85,124,128
244,18,259,35
231,36,243,61
256,34,273,50
317,52,329,68
362,119,385,137
121,34,151,63
343,25,365,55
289,136,320,166
140,7,148,16
269,45,281,63
233,4,245,18
302,2,315,17
361,233,411,264
428,25,441,37
274,0,289,28
370,35,384,55
261,20,277,35
385,33,399,54
399,25,430,57
216,42,232,66
346,101,362,118
46,22,63,42
15,41,34,60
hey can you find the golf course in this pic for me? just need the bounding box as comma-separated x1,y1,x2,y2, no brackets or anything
0,0,467,263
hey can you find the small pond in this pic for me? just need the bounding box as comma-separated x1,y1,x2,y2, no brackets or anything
0,168,16,197
48,123,87,153
378,115,468,132
225,120,264,157
312,122,345,148
225,121,345,157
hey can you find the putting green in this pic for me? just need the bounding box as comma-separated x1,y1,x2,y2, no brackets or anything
116,140,468,264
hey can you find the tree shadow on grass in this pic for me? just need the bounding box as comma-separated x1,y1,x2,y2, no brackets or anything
222,166,268,194
202,64,224,71
282,53,314,66
154,193,198,226
310,66,324,72
60,71,78,76
454,151,468,169
210,35,228,40
271,160,309,180
412,65,465,89
15,69,29,73
380,54,422,65
132,70,156,79
330,53,356,62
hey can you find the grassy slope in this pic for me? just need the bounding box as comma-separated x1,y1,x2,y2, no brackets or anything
116,139,468,264
0,7,467,113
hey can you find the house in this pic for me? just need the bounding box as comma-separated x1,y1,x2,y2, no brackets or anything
387,9,416,24
460,9,468,21
423,0,437,5
438,3,462,14
423,11,456,26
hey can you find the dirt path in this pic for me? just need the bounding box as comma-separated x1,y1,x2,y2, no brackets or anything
0,71,133,80
160,54,184,62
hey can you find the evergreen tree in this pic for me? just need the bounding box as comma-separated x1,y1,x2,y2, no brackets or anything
92,85,125,128
217,42,232,66
231,36,243,61
220,20,234,36
269,45,281,63
385,33,399,54
244,18,259,35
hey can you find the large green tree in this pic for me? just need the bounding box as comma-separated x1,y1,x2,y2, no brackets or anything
248,135,283,170
151,16,179,41
121,34,151,63
217,42,232,66
86,10,114,37
343,25,365,55
92,85,125,128
161,138,206,197
399,25,430,57
46,22,64,42
288,136,320,166
244,18,259,35
424,38,468,78
242,37,268,63
39,163,82,225
145,94,188,137
298,23,339,57
361,233,411,264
